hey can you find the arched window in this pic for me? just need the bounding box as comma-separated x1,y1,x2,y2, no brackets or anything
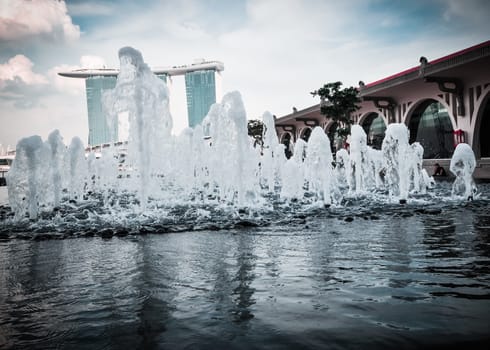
408,100,454,159
479,97,490,158
300,127,312,142
281,133,293,159
361,113,386,150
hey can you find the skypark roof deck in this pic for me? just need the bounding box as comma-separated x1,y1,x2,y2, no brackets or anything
58,60,224,78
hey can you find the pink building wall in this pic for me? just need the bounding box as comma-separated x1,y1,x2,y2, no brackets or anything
275,41,490,178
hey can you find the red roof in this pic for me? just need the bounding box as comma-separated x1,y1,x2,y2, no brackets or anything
364,40,490,88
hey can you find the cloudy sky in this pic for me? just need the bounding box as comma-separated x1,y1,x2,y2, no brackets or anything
0,0,489,149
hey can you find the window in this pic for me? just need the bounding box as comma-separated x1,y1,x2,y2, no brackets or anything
361,113,386,150
408,100,454,159
281,133,293,159
301,128,312,142
479,97,490,157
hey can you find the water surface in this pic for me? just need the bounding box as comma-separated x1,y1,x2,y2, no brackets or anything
1,200,489,349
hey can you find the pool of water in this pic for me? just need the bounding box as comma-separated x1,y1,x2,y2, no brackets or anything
0,197,489,349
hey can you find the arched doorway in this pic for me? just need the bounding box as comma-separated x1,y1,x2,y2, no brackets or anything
361,113,386,150
300,127,312,142
408,99,454,159
280,132,293,159
478,96,490,158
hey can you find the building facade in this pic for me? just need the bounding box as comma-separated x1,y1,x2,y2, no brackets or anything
85,76,118,146
185,70,217,128
275,40,490,178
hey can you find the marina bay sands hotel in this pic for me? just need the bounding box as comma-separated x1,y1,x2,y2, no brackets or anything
59,60,224,146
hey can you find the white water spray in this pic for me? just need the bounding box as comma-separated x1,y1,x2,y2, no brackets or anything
4,47,478,223
304,127,335,205
450,143,477,199
103,47,173,208
382,123,410,202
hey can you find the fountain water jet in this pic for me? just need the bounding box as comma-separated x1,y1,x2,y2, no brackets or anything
2,47,480,229
47,130,65,207
103,47,173,209
281,139,306,200
334,148,350,191
304,127,336,206
261,111,284,192
382,123,410,202
7,136,44,219
67,137,87,201
450,143,477,199
348,125,371,194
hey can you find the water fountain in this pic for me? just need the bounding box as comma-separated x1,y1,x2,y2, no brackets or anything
1,47,481,235
7,135,44,220
260,111,285,192
1,47,489,350
450,142,477,200
281,138,306,200
348,124,370,194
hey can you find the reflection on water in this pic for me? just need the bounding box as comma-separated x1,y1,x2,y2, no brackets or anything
423,216,460,259
1,205,490,349
474,213,490,258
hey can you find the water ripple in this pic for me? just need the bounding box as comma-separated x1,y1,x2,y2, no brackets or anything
0,192,489,348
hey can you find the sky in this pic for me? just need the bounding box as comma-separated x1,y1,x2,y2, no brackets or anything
0,0,489,149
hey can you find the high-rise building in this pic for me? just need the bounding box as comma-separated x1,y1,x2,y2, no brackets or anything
185,70,217,128
59,61,223,146
85,76,117,146
85,73,169,146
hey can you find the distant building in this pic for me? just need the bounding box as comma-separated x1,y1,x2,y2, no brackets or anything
275,40,490,178
185,70,217,128
85,76,117,146
59,61,223,146
84,74,168,145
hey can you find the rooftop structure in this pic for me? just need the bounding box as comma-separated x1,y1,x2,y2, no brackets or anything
58,60,224,78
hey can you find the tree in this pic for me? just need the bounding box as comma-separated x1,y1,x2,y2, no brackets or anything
247,119,264,147
311,81,361,139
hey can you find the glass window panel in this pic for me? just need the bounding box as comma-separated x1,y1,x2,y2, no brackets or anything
362,113,386,150
408,101,454,159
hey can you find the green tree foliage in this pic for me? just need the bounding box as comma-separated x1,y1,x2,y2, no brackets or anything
247,119,264,147
311,81,361,137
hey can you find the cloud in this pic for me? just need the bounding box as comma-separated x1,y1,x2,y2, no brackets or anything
0,0,80,42
66,1,115,17
0,55,48,84
440,0,490,24
0,53,105,108
213,0,369,116
0,52,90,146
47,55,106,95
0,93,87,148
80,55,107,69
47,64,84,96
0,54,50,108
1,0,489,148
